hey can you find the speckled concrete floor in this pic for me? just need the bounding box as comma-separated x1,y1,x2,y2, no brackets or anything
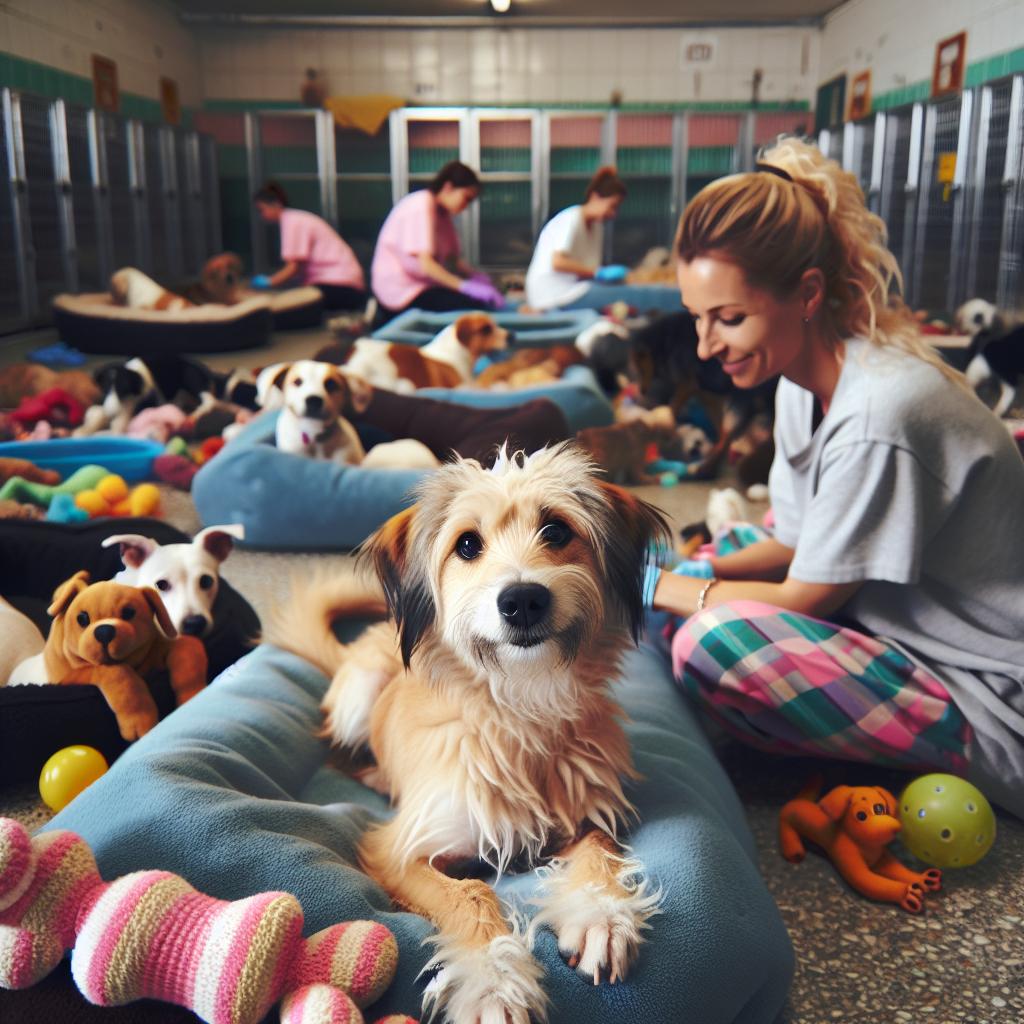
2,328,1021,1024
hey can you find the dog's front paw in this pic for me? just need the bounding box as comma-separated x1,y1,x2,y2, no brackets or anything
117,709,158,742
422,933,547,1024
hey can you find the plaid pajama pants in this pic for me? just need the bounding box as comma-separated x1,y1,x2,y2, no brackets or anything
669,524,971,774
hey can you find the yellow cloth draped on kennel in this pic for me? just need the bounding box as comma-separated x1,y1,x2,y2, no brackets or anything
324,95,405,137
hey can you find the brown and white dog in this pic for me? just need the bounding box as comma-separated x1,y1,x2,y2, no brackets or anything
257,360,369,465
342,313,510,393
265,443,667,1024
178,253,245,306
110,267,192,312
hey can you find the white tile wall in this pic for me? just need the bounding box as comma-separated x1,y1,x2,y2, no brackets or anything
1,0,204,106
821,0,1024,98
192,25,821,106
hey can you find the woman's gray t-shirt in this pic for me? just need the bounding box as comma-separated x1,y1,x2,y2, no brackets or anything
769,338,1024,816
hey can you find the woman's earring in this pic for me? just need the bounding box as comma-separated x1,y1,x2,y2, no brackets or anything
802,315,810,324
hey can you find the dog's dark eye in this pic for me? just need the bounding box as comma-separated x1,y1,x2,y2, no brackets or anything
324,378,340,394
292,377,303,387
455,532,483,561
122,606,136,621
199,574,214,590
856,811,868,821
540,519,573,549
873,803,886,815
76,611,90,627
156,579,172,592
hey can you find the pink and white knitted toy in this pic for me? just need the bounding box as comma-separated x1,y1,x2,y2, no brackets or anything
0,817,416,1024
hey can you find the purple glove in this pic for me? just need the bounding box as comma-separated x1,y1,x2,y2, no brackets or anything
459,278,504,308
469,270,493,285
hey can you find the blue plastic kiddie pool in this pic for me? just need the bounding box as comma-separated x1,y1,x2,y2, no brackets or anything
0,438,164,482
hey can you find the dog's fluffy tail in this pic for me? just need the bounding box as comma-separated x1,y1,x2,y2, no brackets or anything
261,566,387,678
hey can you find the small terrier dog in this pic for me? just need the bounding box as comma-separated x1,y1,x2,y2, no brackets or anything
257,359,368,465
266,443,668,1024
342,313,511,392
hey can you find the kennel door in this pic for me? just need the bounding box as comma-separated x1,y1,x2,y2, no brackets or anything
685,113,745,204
0,90,30,332
176,129,207,277
877,103,922,294
334,117,392,274
97,112,144,273
65,104,106,292
139,122,184,282
470,111,538,270
194,113,245,268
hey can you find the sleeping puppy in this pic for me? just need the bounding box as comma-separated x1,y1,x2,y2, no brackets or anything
265,443,668,1024
110,267,192,311
343,313,510,392
101,525,244,637
475,345,583,389
177,253,245,306
257,359,368,465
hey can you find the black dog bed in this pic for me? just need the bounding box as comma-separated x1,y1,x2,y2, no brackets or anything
0,517,260,785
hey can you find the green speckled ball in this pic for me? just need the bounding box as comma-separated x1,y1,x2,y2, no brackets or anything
898,774,996,868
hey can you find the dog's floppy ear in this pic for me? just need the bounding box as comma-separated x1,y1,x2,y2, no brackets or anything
596,481,671,643
339,369,373,414
140,586,177,639
48,570,92,618
255,362,292,410
101,533,159,568
818,785,855,822
194,523,244,562
362,504,434,668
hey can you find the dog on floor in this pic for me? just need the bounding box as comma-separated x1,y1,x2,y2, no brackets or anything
954,298,1024,417
264,443,667,1024
101,525,244,637
342,313,511,392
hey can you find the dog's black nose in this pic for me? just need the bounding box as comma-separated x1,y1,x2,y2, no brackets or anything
305,394,324,415
497,583,551,630
182,615,208,636
94,623,116,645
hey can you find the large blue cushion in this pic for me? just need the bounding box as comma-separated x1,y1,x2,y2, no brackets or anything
44,637,793,1024
192,369,613,549
561,282,684,313
373,308,601,347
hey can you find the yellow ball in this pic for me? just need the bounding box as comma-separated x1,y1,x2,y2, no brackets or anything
97,475,129,502
899,774,997,868
129,483,161,517
39,745,109,812
74,489,109,516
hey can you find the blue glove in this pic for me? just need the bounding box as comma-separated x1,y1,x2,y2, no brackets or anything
672,558,714,579
250,274,272,290
594,264,628,284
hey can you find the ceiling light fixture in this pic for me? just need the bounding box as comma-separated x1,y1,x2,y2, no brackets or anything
491,0,511,12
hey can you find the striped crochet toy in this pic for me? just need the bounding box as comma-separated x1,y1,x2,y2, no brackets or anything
0,817,417,1024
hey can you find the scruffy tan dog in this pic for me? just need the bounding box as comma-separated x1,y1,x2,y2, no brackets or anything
43,570,208,740
266,443,668,1024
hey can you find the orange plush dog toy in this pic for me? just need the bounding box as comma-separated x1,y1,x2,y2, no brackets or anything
779,779,942,913
42,570,208,741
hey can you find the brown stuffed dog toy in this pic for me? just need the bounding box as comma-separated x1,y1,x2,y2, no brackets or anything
43,570,208,741
779,780,942,913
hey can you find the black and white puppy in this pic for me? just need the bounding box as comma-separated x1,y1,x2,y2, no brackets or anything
955,299,1024,417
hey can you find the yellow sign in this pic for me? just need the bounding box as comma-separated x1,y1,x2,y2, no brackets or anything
937,152,957,183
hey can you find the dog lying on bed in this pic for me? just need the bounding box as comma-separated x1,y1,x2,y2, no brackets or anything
265,443,667,1024
342,313,510,392
110,255,245,311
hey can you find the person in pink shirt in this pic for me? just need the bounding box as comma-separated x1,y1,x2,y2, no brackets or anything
370,161,504,321
252,182,368,311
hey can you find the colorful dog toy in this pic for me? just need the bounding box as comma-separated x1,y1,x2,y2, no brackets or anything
74,474,161,518
0,463,107,506
0,817,415,1024
779,779,942,912
898,773,996,868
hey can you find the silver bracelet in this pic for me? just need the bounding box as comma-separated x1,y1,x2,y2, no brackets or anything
696,577,719,613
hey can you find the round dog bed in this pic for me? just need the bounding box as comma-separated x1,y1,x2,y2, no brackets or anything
264,286,325,330
0,517,260,784
371,307,601,347
192,371,612,550
53,293,274,356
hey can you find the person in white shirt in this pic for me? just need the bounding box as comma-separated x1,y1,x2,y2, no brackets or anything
525,166,629,310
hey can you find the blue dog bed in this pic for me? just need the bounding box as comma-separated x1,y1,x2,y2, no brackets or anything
372,307,601,347
561,282,684,313
44,634,794,1024
192,369,613,550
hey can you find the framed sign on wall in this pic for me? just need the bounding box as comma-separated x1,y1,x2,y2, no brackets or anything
848,70,871,121
91,54,119,113
932,31,967,98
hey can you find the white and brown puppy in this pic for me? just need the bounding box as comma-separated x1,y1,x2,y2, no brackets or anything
257,360,368,465
342,312,510,393
110,267,192,311
265,443,667,1024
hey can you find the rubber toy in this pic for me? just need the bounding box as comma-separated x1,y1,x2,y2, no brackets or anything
38,745,109,812
779,779,942,912
45,492,89,523
898,773,996,868
0,817,415,1024
0,463,107,506
75,475,161,518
